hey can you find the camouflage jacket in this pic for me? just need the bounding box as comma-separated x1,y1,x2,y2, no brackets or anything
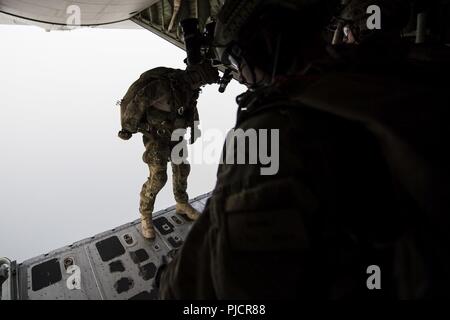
120,67,200,135
159,58,450,299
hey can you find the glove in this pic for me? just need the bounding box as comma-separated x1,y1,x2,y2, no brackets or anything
203,65,220,85
118,130,132,140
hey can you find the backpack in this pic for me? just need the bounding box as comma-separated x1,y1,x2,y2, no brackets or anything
120,67,185,131
120,67,180,110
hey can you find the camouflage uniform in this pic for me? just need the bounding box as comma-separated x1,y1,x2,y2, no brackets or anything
140,132,192,217
120,67,203,234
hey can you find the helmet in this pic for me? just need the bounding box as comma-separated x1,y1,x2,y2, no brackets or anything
213,0,338,78
336,0,410,44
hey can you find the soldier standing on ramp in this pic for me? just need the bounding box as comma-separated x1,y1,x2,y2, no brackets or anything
118,64,219,239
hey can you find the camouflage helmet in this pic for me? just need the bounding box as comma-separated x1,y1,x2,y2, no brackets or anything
213,0,337,68
336,0,410,43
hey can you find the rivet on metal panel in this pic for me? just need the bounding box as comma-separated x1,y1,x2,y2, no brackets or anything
171,215,183,224
123,234,135,246
63,257,74,270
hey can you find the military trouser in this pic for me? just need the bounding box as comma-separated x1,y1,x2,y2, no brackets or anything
139,133,190,218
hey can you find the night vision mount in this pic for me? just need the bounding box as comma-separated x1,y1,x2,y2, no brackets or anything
180,18,234,93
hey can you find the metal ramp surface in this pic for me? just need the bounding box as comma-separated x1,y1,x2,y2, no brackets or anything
2,193,210,300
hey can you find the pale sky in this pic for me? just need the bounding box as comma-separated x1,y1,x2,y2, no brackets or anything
0,24,244,262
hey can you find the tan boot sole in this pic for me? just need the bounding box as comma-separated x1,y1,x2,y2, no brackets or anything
175,209,200,221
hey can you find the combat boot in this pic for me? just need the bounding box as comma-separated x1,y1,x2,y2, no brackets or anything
141,216,155,239
176,202,200,220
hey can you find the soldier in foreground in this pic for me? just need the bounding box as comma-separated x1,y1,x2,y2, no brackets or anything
158,0,450,298
118,64,219,239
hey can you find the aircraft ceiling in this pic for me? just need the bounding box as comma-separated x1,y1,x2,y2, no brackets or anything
0,0,158,26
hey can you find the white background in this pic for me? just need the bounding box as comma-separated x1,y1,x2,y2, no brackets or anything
0,24,244,262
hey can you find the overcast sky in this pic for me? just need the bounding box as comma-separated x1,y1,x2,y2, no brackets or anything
0,24,244,262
